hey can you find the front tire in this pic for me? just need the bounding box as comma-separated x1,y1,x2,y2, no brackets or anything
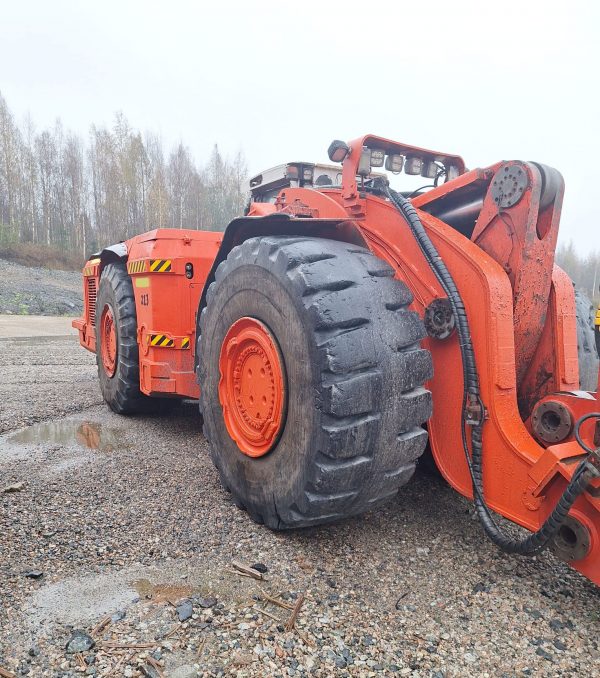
198,236,433,528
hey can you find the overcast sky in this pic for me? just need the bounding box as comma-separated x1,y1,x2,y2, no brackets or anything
1,0,598,251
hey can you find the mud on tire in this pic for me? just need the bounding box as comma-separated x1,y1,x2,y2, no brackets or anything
198,236,433,529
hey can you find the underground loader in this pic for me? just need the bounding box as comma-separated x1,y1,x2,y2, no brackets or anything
74,135,600,586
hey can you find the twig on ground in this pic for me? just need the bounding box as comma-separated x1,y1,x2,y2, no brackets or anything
225,568,254,579
146,656,164,677
105,651,131,677
0,667,17,678
100,642,156,650
231,560,264,580
91,614,112,637
258,587,294,610
285,592,305,632
254,606,280,621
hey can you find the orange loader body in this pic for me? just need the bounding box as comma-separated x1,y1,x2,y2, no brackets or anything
74,134,600,587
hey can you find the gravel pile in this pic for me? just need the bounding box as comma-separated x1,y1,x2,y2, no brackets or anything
0,335,598,677
0,259,83,316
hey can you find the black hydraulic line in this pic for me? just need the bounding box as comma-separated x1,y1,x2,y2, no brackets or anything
384,186,598,555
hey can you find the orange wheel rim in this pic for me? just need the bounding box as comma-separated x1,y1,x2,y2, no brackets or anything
218,317,286,457
100,304,117,377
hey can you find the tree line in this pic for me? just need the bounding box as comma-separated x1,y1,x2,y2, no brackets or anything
0,91,247,258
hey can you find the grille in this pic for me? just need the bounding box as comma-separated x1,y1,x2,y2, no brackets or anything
87,277,97,326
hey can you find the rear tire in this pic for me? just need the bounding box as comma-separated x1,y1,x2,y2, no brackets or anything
96,263,159,414
198,236,433,528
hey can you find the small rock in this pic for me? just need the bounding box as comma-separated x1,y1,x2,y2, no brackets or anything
472,582,488,593
464,652,477,663
65,630,95,654
176,600,193,622
536,647,554,661
251,562,268,574
24,570,43,580
549,619,564,631
28,646,40,657
553,639,567,651
416,547,430,556
197,596,217,609
3,482,25,493
525,607,542,620
231,652,254,666
111,610,126,623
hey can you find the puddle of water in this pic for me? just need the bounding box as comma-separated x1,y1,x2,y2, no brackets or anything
27,570,140,629
9,420,123,452
132,579,198,603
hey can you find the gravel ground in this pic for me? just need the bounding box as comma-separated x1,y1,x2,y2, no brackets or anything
0,330,598,678
0,260,83,316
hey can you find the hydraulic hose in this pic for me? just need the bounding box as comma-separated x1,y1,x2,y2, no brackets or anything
385,186,598,555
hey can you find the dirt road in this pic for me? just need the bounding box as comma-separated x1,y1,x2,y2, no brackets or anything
0,318,598,677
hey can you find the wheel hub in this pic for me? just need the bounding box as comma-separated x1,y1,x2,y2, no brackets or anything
100,304,117,377
218,317,286,457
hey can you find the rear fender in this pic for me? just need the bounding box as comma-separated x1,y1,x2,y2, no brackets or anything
93,242,129,273
194,213,365,371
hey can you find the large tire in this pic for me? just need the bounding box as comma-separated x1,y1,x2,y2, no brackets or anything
574,287,599,391
96,262,151,414
198,236,433,529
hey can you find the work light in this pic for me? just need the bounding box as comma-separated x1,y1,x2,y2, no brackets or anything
422,161,438,179
327,140,350,163
385,154,404,173
404,157,423,175
370,149,385,167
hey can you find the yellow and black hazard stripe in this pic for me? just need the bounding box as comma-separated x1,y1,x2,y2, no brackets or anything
149,334,175,348
181,337,190,350
149,259,172,273
83,258,100,277
127,259,147,274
